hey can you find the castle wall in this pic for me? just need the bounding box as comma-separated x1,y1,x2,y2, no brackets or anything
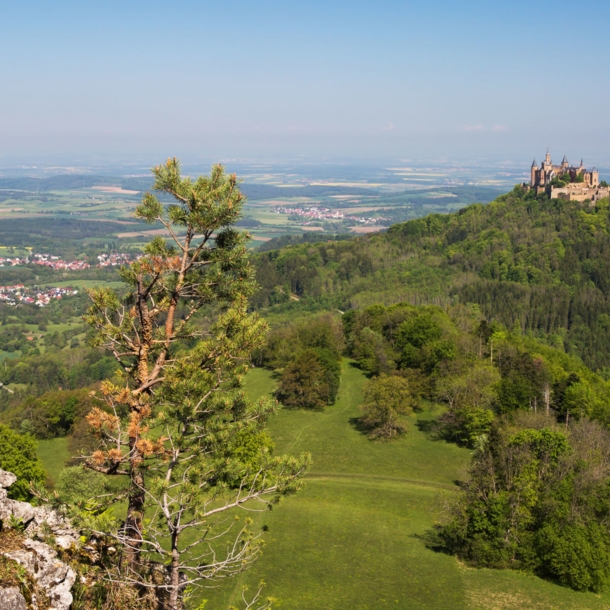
550,186,610,203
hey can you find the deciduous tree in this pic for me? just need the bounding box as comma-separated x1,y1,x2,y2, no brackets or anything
359,374,413,438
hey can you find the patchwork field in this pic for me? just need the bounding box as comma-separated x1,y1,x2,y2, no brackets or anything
0,174,503,253
34,363,610,609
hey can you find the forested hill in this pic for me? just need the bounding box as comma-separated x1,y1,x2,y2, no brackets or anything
253,186,610,372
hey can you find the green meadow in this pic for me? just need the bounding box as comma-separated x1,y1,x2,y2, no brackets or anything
35,363,610,609
38,279,125,290
0,246,31,257
37,437,70,483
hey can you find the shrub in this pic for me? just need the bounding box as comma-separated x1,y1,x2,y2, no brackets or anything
56,465,108,504
536,522,610,592
0,424,46,500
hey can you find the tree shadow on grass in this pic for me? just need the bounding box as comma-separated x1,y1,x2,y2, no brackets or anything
346,360,376,378
410,528,457,559
348,415,370,435
348,415,408,441
415,417,452,444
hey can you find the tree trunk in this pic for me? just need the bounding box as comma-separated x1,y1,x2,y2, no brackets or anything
544,383,550,416
124,443,145,565
165,542,182,610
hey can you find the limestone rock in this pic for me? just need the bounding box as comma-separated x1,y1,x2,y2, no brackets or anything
0,469,79,610
0,468,79,550
0,470,17,490
0,587,28,610
5,540,76,610
0,587,27,610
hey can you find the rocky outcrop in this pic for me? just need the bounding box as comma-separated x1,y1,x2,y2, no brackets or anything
0,469,78,610
0,471,79,550
0,587,28,610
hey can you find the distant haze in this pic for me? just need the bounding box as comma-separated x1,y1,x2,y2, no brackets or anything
2,0,610,165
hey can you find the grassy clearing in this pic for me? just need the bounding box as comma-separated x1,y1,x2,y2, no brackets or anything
0,350,19,362
0,246,31,256
202,363,610,610
37,436,70,484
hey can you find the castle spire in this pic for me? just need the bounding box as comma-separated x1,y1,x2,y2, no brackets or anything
532,158,538,168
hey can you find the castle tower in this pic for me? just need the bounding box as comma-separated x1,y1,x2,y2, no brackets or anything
531,159,538,187
591,167,599,187
562,155,569,168
544,149,551,166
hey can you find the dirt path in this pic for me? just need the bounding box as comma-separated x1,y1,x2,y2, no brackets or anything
305,471,457,490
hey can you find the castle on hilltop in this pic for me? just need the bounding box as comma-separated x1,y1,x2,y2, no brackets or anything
526,150,608,202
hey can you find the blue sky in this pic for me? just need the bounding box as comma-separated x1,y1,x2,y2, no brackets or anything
2,0,610,163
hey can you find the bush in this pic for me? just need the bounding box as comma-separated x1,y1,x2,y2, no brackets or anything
438,406,495,447
56,465,108,504
0,424,46,500
536,522,610,592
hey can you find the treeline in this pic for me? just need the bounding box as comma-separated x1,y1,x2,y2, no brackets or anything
342,300,610,591
0,217,140,240
0,264,124,288
1,388,95,439
250,188,610,371
256,302,610,443
436,416,610,592
257,232,353,253
263,302,610,591
345,302,610,441
0,175,152,191
0,347,117,406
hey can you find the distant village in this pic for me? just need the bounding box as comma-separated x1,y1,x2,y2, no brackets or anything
0,252,133,269
0,252,135,307
0,284,79,307
274,206,388,225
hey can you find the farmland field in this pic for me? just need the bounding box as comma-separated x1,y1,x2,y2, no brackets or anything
38,279,125,290
0,167,505,253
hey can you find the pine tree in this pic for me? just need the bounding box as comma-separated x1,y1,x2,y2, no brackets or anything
84,159,309,608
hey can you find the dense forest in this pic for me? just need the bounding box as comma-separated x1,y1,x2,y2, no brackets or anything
252,187,610,373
